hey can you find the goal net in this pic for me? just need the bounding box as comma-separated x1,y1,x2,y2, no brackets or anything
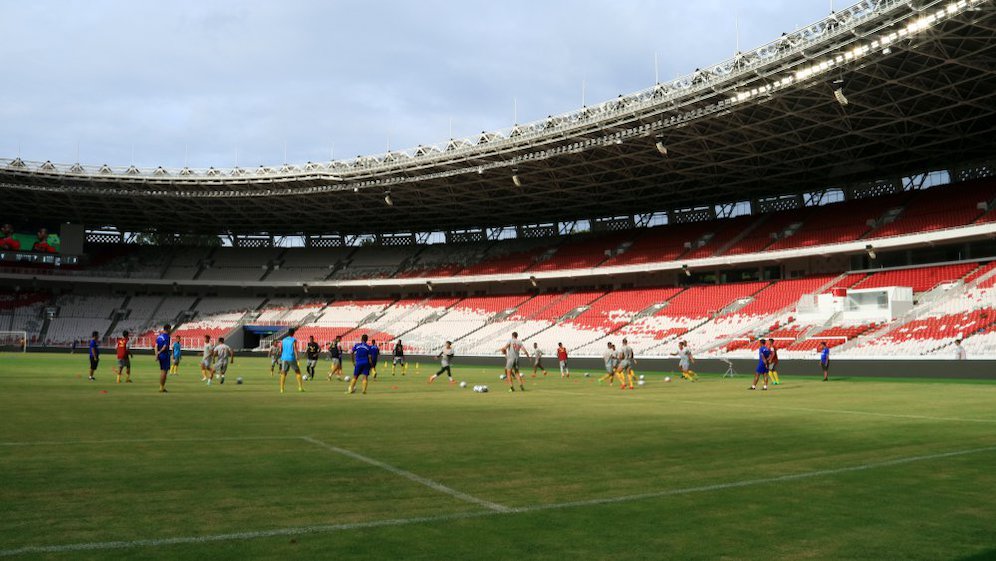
0,331,28,352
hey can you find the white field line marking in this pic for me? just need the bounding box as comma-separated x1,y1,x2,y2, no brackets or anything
3,444,994,558
0,436,303,447
300,436,510,513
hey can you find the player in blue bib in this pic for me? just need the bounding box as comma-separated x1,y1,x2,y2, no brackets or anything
751,340,771,391
279,328,304,393
819,342,830,382
347,334,372,395
170,339,182,375
155,324,172,393
369,339,380,379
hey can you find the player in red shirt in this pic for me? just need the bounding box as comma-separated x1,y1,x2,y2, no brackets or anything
556,342,570,378
0,224,20,251
114,330,133,384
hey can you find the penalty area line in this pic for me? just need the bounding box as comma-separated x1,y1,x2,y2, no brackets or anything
2,444,994,557
300,436,511,513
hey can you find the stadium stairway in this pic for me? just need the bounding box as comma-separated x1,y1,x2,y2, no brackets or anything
712,214,770,257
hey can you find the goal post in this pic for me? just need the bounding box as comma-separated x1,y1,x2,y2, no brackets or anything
0,331,28,353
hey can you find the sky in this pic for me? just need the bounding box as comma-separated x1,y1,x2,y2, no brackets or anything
0,0,840,170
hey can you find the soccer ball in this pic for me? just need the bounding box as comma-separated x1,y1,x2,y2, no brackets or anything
638,380,646,387
236,377,244,385
499,374,507,380
664,376,672,382
584,372,590,377
638,375,645,381
459,381,467,388
344,375,352,382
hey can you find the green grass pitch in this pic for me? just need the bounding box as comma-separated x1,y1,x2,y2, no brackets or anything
1,353,995,560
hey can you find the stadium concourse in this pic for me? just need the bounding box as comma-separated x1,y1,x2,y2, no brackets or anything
2,177,996,362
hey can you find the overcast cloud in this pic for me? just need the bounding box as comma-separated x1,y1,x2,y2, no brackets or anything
0,0,837,169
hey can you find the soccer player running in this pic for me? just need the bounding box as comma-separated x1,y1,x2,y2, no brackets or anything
155,324,172,393
677,341,697,382
347,334,373,395
170,339,182,375
751,339,771,391
268,339,282,377
500,332,529,392
767,338,781,385
305,336,321,381
818,341,830,381
279,328,305,393
392,340,407,376
428,341,455,384
212,337,234,384
87,331,100,381
114,330,133,384
369,339,380,379
616,338,638,390
532,342,548,376
327,336,344,381
556,342,570,378
200,334,216,383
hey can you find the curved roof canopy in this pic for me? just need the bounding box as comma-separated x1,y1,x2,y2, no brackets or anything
2,0,995,235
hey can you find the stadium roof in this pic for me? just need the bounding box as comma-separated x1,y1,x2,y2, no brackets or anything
2,0,996,237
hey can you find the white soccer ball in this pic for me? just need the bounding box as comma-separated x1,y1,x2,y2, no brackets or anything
459,381,467,388
584,373,590,377
236,377,243,385
638,375,645,381
664,376,672,382
638,380,646,387
344,375,352,382
480,385,489,393
499,374,507,380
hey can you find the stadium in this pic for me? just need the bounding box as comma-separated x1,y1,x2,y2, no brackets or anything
1,0,995,559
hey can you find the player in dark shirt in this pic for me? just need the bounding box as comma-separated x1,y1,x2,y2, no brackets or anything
391,340,407,376
305,336,321,381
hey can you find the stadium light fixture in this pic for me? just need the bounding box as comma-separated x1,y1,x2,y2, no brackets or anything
384,191,393,206
655,138,668,157
865,244,877,260
529,275,538,288
512,168,522,188
682,264,691,277
426,281,434,292
833,88,849,106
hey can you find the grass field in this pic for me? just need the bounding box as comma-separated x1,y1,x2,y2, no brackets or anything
1,353,995,560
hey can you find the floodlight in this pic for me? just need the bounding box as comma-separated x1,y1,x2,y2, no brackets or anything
865,244,877,260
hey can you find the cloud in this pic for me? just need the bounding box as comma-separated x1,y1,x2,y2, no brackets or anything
0,0,835,168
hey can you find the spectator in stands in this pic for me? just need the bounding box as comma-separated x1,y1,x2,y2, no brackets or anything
953,339,967,360
32,228,57,254
0,224,20,251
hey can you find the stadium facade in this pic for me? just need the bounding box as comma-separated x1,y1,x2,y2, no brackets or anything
2,0,996,368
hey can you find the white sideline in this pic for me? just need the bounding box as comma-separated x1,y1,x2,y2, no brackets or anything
300,436,511,513
2,444,994,557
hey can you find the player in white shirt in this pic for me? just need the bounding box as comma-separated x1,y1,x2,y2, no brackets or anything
428,341,456,384
531,342,548,376
953,339,967,360
200,335,215,382
211,337,235,385
499,331,529,392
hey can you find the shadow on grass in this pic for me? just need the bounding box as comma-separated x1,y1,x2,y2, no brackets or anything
954,549,996,561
